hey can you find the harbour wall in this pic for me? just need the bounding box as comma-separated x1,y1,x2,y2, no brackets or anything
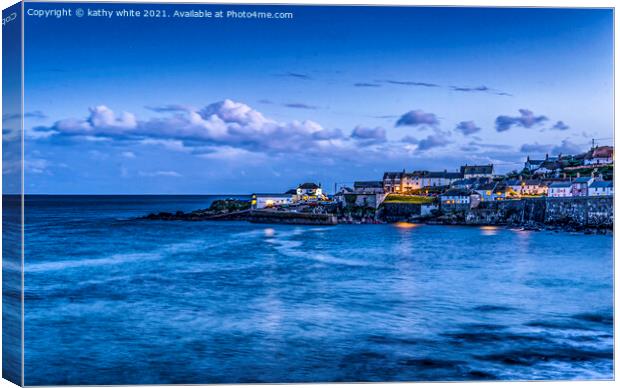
383,197,613,228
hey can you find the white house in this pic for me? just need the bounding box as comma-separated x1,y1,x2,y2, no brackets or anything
296,182,324,200
439,188,479,210
548,181,572,197
588,181,613,197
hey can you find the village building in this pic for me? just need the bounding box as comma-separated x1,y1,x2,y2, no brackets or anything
506,179,523,195
571,176,594,197
382,171,405,193
522,179,547,195
588,180,614,197
296,182,325,200
584,146,614,165
474,182,498,202
401,170,463,191
353,181,385,194
524,156,547,172
335,183,386,209
439,189,480,211
251,193,294,209
460,164,494,179
548,181,572,198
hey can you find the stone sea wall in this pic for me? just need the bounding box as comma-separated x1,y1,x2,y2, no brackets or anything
464,197,613,228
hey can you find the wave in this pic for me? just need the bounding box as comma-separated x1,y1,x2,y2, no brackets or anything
26,239,205,273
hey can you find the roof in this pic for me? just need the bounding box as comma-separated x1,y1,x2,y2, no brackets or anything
506,179,521,186
574,177,593,183
475,182,497,191
284,189,297,195
440,188,472,197
354,181,383,189
383,171,404,180
549,181,572,188
298,182,320,189
524,179,544,186
460,164,494,175
590,181,613,188
589,146,613,159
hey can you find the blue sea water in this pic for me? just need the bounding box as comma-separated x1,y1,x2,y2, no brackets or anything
23,195,613,385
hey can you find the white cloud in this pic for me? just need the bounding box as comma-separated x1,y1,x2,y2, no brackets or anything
138,170,182,178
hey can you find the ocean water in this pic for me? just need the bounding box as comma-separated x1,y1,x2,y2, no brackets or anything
23,195,613,385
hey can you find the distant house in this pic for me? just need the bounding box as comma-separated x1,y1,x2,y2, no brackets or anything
296,182,324,199
588,181,614,197
353,181,385,194
335,185,385,209
571,176,594,197
548,181,572,197
401,170,463,191
474,182,498,202
460,164,494,179
506,179,523,195
439,189,480,211
584,146,613,165
383,171,405,193
524,156,546,172
522,179,547,195
251,193,294,209
451,177,490,190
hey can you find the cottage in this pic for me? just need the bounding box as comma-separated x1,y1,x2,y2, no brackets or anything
439,189,480,211
524,156,546,172
474,182,497,202
460,164,494,178
571,176,594,197
548,181,572,197
296,182,324,200
522,179,547,195
584,146,613,165
588,181,613,197
251,193,294,209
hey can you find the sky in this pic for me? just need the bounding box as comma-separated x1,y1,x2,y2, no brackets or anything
12,3,614,194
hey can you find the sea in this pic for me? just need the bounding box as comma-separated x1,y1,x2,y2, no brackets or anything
20,195,613,385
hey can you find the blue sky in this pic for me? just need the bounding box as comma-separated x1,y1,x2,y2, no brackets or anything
18,3,613,194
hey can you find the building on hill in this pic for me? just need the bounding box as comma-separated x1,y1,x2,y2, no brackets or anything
382,171,405,193
588,180,613,197
524,156,547,172
460,164,494,178
401,170,463,191
584,146,613,165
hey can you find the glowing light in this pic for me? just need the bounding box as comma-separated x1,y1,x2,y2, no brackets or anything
480,225,498,236
394,222,419,229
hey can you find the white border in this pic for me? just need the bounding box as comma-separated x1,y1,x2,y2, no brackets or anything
0,1,616,388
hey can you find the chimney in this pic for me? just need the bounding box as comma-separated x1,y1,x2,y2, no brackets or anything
576,172,580,178
545,153,548,160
